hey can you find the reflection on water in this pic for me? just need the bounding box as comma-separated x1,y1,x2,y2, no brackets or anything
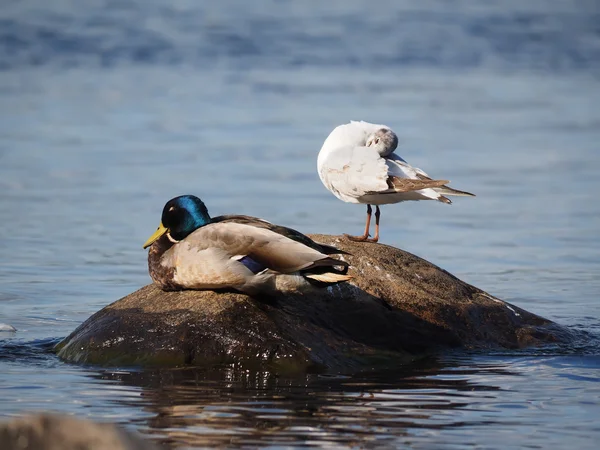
0,336,595,448
128,364,498,448
5,354,593,448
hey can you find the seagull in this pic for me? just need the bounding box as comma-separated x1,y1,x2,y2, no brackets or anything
317,121,475,243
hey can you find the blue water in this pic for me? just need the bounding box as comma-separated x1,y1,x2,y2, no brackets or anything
1,0,600,448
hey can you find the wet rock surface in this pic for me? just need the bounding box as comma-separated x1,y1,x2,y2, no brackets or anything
56,235,569,370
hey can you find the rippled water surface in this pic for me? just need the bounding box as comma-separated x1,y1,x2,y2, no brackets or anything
1,0,599,448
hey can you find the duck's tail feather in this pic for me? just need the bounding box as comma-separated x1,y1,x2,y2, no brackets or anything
304,272,353,283
305,257,349,272
301,257,352,285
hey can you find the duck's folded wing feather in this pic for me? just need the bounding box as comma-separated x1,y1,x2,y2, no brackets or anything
181,222,344,274
211,214,272,226
211,215,348,255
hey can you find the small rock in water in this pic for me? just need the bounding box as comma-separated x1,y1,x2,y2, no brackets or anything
0,413,160,450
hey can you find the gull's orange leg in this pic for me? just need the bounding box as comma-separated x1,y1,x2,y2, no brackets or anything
345,204,372,242
368,206,381,243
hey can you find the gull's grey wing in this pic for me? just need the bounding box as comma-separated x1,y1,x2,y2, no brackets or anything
413,173,476,197
386,155,475,197
321,146,451,199
383,176,450,193
319,145,390,200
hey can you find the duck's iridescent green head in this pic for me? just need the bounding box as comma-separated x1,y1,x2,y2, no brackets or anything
143,195,211,249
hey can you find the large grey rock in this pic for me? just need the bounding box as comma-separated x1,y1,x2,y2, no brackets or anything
56,235,569,371
0,413,160,450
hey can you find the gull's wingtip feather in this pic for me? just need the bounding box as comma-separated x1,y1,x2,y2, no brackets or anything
436,185,476,197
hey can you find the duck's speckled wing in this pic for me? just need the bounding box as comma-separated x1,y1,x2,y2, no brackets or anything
211,214,348,255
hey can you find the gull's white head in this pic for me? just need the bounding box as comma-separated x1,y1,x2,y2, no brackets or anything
365,127,398,157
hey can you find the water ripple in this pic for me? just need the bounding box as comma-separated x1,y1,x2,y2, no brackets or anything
1,1,599,71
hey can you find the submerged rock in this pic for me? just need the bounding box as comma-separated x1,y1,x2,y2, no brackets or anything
56,235,568,370
0,323,17,333
0,413,159,450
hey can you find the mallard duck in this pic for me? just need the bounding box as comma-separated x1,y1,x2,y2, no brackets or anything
317,121,475,242
143,195,352,294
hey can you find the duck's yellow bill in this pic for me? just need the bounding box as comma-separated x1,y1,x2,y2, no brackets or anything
143,222,168,249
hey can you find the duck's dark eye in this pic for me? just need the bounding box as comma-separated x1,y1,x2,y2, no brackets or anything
163,206,182,226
